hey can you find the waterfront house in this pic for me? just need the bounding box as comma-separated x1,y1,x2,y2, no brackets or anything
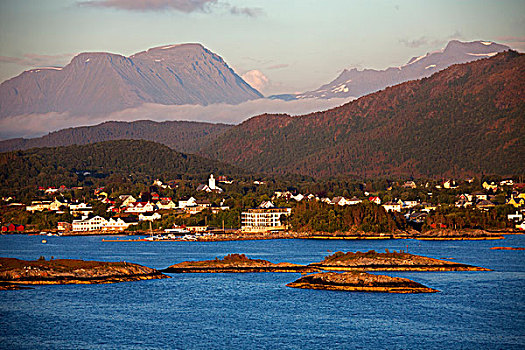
57,222,72,231
241,207,292,233
1,223,24,232
103,217,137,231
72,216,108,232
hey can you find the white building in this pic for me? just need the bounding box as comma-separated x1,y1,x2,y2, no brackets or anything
382,202,402,212
26,201,52,212
139,212,162,221
178,197,197,209
72,216,108,232
124,202,155,213
103,218,137,231
241,207,292,233
119,195,137,207
259,201,275,209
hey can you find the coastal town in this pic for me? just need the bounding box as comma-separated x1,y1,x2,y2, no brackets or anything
1,174,524,237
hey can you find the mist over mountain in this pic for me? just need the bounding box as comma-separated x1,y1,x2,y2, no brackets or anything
0,43,262,118
279,40,510,100
202,51,525,178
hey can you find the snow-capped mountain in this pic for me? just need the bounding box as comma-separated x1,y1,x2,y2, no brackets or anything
0,43,263,118
291,40,510,100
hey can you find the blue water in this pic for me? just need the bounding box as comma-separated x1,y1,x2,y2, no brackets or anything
1,235,524,349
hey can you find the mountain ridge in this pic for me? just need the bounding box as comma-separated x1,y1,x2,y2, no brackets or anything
0,43,262,118
0,120,232,153
201,51,525,178
286,40,510,100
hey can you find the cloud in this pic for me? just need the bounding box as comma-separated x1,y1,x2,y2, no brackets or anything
241,70,269,93
496,35,525,51
496,35,525,42
229,6,263,17
78,0,263,16
0,97,353,140
78,0,218,12
267,63,289,70
400,32,466,49
399,37,429,48
0,53,74,67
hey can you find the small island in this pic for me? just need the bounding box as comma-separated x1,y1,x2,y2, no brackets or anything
162,253,320,273
309,250,490,271
0,257,169,290
286,272,439,293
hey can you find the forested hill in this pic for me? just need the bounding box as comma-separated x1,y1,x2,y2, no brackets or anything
201,51,525,178
0,140,246,194
0,120,232,153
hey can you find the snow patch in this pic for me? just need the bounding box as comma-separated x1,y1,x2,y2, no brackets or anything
407,53,428,65
85,58,90,63
159,44,181,50
332,84,349,93
481,41,492,46
467,52,499,57
425,64,436,70
154,59,163,62
32,67,63,71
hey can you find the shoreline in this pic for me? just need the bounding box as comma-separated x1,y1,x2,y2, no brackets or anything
4,229,520,242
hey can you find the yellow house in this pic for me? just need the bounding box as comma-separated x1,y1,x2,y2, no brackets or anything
482,181,498,191
507,195,524,208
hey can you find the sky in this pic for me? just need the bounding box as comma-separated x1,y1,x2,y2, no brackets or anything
1,0,524,96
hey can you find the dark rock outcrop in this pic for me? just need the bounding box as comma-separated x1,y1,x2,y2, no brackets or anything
0,257,169,289
162,253,319,273
287,272,439,293
309,250,490,271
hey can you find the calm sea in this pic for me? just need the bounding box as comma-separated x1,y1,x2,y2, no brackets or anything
1,234,524,349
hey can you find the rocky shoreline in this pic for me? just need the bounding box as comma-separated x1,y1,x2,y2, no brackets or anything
162,254,319,273
309,250,490,272
0,257,169,290
286,272,439,293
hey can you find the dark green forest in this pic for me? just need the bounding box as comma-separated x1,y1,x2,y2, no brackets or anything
0,139,246,198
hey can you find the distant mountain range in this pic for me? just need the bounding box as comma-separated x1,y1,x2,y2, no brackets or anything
201,51,525,178
273,40,510,100
0,43,262,118
1,42,523,179
0,120,232,154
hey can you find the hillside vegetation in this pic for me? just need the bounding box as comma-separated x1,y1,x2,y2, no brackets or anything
0,139,245,196
202,51,525,178
0,120,232,153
